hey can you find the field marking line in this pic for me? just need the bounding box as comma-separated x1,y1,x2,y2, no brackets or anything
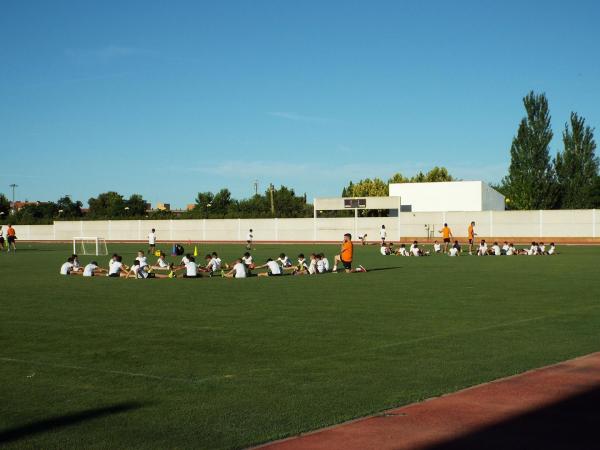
0,357,225,385
3,305,599,385
289,303,600,366
1,319,224,333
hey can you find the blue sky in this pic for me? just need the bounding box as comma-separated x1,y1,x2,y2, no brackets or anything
1,0,599,208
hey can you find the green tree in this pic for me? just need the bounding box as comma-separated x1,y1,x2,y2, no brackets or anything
14,202,58,224
271,186,312,218
125,194,149,216
387,173,409,184
237,194,270,218
341,178,389,197
88,192,127,218
422,166,455,182
56,196,83,218
210,189,233,217
554,112,599,208
501,91,558,209
0,193,10,216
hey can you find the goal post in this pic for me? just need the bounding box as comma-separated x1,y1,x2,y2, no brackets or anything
73,236,108,256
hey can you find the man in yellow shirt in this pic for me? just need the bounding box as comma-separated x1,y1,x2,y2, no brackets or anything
438,223,453,253
467,221,476,255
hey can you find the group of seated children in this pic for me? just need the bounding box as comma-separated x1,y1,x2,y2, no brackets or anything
223,252,342,278
378,240,556,257
59,248,364,279
59,254,110,276
380,241,434,257
476,240,555,256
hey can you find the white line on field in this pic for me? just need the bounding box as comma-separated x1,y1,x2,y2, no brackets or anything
0,357,224,385
291,303,600,366
3,305,599,384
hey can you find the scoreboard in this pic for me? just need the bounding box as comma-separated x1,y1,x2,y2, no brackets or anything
344,198,367,209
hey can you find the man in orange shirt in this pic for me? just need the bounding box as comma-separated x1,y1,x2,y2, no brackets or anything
467,221,476,255
6,224,16,252
438,223,453,253
333,233,366,273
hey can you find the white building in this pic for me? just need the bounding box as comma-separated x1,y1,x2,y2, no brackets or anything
388,181,505,212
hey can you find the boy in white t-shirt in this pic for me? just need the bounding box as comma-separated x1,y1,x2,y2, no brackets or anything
135,250,149,269
180,253,192,265
71,254,82,273
477,240,488,256
83,261,107,277
108,256,128,277
380,225,387,244
490,242,502,256
380,243,391,255
547,243,556,255
224,259,247,278
257,258,283,277
293,254,310,275
307,254,318,275
277,253,293,268
433,241,442,253
183,257,199,278
316,254,325,273
318,253,330,272
60,257,75,275
211,252,223,269
246,229,253,250
242,252,255,269
199,253,221,276
173,256,199,278
396,244,410,256
148,228,157,255
410,241,427,256
152,252,170,271
528,242,539,256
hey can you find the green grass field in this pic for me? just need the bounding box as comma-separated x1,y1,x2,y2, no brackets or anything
1,242,600,449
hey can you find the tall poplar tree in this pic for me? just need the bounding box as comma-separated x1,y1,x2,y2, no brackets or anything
502,91,558,209
554,112,598,208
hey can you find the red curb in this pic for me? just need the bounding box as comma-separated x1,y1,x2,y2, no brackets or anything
255,352,600,450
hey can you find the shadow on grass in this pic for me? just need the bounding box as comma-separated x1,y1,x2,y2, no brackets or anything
365,266,402,272
423,385,600,450
0,401,143,445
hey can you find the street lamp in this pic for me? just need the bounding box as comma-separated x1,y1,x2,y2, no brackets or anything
9,184,18,213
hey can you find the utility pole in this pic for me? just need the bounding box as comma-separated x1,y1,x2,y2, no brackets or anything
253,180,259,196
269,183,275,216
9,184,18,212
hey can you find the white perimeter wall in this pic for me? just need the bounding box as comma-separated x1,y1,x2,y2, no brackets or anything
389,181,505,212
3,209,599,241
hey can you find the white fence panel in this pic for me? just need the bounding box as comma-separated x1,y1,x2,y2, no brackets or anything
7,209,600,242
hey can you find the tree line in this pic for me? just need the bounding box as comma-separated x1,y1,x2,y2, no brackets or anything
339,91,599,210
498,91,599,209
0,186,313,224
1,90,598,223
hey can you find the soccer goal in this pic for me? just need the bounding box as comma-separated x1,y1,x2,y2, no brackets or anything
73,236,108,256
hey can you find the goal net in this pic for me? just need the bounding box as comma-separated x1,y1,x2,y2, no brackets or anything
72,236,108,256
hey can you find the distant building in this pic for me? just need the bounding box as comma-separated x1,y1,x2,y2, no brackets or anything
155,203,171,211
388,181,505,212
12,201,47,211
186,204,196,211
